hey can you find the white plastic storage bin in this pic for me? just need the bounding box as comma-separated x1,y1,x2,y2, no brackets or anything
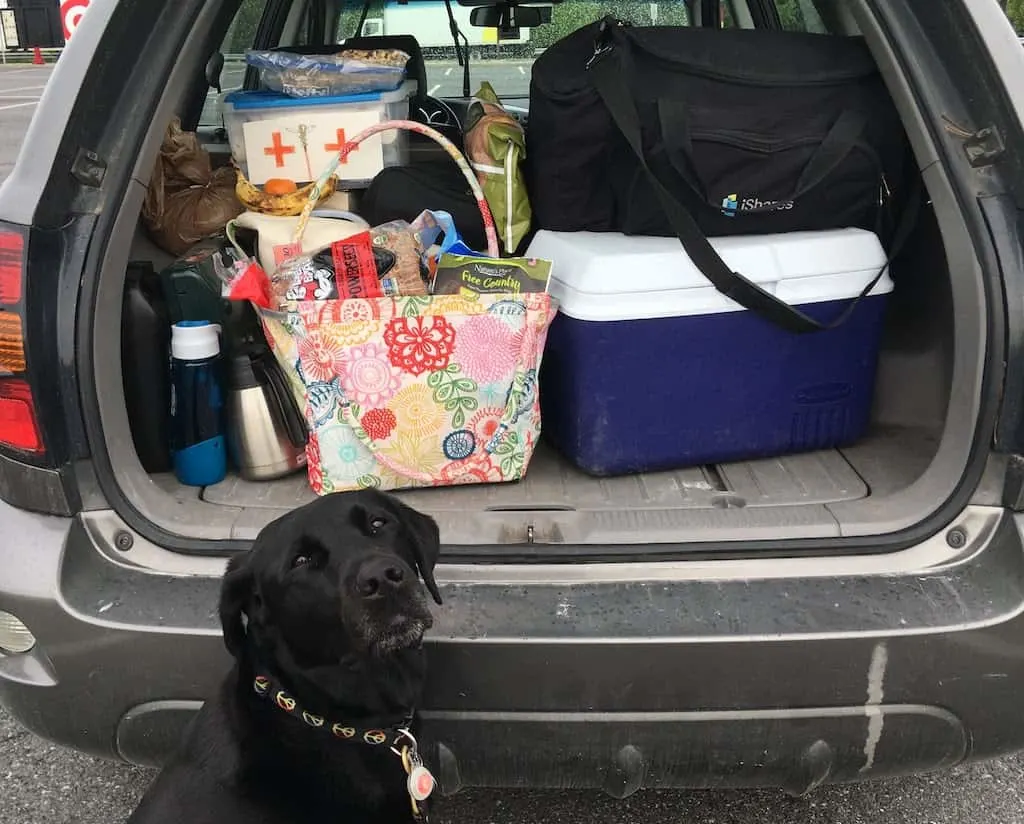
223,81,415,188
526,228,894,476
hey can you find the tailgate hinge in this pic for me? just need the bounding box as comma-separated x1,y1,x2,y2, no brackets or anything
71,147,107,188
942,115,1005,168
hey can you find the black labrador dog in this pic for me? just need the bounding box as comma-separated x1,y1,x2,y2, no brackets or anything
127,489,443,824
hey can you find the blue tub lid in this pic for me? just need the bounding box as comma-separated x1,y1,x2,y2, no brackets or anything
224,81,413,111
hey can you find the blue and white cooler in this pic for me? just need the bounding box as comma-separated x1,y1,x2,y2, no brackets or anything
526,228,893,476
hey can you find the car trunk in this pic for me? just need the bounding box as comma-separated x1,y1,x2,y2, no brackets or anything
101,186,968,550
87,2,985,552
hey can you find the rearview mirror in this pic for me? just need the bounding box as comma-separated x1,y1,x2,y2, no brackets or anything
469,4,552,34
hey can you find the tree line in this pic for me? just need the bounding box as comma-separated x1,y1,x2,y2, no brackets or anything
225,0,1023,56
1002,0,1024,32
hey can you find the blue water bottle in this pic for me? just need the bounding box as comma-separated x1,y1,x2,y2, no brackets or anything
169,320,227,487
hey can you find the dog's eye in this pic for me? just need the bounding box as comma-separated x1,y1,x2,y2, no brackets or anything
370,516,387,533
292,553,325,570
291,542,327,571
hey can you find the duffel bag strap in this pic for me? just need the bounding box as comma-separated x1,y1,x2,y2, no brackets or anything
588,39,897,335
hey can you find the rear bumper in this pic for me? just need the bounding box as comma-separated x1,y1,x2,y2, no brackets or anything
2,501,1024,793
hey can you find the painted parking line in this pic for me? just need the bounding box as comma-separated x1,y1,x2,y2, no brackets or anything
0,100,39,111
0,84,45,93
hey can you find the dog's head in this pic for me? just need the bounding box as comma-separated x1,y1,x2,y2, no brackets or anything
218,490,442,666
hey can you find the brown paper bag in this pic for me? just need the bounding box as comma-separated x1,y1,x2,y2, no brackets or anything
142,117,243,256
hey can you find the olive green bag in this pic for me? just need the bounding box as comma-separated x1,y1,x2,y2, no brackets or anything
463,82,532,255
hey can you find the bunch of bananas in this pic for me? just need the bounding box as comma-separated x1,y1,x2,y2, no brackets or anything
234,168,337,217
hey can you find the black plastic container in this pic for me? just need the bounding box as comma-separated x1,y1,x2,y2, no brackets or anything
122,261,172,473
158,235,263,357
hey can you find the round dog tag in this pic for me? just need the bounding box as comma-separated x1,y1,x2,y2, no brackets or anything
407,765,435,801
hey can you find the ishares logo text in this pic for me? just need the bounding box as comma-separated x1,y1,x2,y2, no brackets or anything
721,193,795,217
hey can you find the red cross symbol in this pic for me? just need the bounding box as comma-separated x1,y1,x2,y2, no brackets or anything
263,131,295,168
324,129,359,165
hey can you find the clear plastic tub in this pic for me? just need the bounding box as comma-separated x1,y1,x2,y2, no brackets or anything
222,81,415,189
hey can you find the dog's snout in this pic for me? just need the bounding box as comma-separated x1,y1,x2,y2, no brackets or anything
355,557,406,598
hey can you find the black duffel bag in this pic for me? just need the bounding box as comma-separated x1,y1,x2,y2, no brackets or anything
527,18,917,333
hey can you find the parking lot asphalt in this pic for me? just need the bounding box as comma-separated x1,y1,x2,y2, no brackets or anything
5,704,1024,824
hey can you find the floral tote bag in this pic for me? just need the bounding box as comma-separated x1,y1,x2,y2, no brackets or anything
261,292,555,494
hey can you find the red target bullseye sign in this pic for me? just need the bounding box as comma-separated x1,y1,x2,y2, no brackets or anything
60,0,90,42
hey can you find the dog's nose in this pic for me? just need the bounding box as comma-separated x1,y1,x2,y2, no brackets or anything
355,557,405,598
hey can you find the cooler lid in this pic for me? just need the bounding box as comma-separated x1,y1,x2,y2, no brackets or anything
224,80,416,111
526,228,892,322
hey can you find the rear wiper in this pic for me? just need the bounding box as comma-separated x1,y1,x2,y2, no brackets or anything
353,0,372,39
442,0,472,98
352,0,471,99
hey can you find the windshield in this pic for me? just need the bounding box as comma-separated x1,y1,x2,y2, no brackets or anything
335,1,700,99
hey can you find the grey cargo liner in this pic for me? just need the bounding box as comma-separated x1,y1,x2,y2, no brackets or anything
204,444,868,511
153,425,936,543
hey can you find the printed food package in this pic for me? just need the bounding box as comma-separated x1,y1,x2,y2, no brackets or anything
270,223,430,309
245,49,411,97
432,254,552,296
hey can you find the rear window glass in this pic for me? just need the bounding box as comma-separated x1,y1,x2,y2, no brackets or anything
201,0,268,125
336,0,698,99
204,0,827,119
333,0,825,99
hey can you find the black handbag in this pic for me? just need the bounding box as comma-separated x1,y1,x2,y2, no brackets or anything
527,18,918,333
359,163,489,254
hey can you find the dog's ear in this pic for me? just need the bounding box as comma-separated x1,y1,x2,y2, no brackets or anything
219,551,255,656
403,507,442,606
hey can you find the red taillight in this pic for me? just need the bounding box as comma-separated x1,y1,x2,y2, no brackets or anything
0,225,42,456
0,378,42,453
